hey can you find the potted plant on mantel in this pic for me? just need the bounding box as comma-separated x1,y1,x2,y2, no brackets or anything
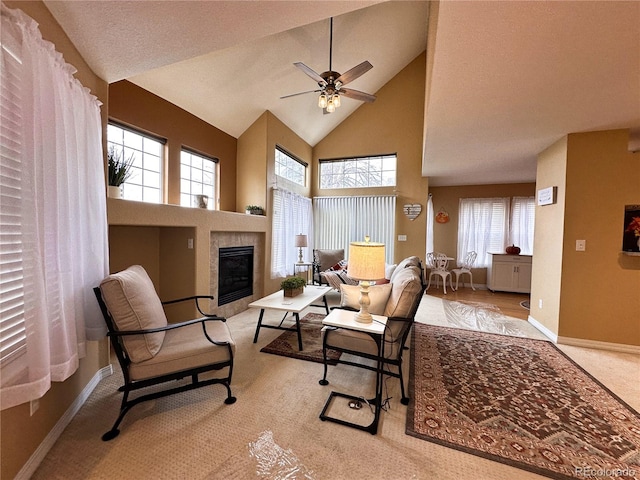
107,146,135,199
245,205,264,215
281,276,306,297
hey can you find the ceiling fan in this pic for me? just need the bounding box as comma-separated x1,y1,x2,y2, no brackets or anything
281,17,376,113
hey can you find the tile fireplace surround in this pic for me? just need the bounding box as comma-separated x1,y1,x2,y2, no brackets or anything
211,231,265,318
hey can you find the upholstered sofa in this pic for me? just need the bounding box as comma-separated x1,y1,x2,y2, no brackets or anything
320,255,426,404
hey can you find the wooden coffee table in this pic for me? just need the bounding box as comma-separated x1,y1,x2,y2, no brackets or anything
249,285,331,351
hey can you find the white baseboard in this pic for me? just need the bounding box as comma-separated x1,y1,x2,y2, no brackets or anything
528,315,640,354
15,364,113,480
557,336,640,355
528,315,558,342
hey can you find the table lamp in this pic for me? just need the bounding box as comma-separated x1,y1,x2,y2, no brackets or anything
348,236,385,323
295,234,308,264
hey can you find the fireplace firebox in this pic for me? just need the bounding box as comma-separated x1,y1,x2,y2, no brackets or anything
218,246,254,306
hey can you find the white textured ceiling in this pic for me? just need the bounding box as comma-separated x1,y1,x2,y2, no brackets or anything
44,1,639,186
424,0,640,186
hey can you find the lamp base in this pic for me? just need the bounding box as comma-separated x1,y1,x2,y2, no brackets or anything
354,310,373,324
297,247,304,264
355,280,373,323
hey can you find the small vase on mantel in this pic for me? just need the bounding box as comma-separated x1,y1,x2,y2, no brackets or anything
108,185,122,199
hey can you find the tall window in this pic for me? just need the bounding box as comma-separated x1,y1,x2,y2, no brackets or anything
275,146,306,186
510,196,535,255
457,198,510,268
314,195,396,264
271,188,313,278
319,154,397,189
180,149,218,210
107,123,164,203
1,4,108,410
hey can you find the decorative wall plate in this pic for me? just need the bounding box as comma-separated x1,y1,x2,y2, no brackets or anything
403,203,422,220
435,209,450,224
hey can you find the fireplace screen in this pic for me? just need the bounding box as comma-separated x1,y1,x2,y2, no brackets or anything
218,246,254,306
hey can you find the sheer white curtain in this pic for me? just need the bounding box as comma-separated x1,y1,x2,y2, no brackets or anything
0,4,109,410
271,188,313,278
313,195,396,264
426,193,434,255
510,196,535,255
457,198,509,268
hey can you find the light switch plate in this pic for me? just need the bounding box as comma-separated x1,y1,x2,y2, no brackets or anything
398,235,407,242
576,240,586,251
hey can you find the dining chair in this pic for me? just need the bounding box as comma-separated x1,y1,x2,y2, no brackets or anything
426,253,455,294
451,251,477,290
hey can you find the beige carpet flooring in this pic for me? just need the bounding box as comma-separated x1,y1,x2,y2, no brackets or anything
31,292,640,480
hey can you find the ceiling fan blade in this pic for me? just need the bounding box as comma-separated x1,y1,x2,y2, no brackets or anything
336,61,373,86
340,87,376,103
294,62,327,86
280,89,322,100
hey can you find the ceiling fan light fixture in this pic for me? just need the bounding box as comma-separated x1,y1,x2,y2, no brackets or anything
326,99,336,113
333,94,341,108
318,93,328,108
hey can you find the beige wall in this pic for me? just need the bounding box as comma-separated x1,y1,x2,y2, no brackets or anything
1,3,109,479
109,80,238,211
429,183,536,285
313,53,429,263
529,137,568,336
237,111,314,294
530,130,640,346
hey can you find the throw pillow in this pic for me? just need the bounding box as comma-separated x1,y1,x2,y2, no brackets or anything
339,282,393,316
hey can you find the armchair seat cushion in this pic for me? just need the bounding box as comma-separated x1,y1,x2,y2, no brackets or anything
129,320,235,381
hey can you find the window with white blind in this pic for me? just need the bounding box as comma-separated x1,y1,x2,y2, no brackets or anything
0,30,27,371
510,196,535,255
313,195,396,264
180,149,218,209
107,123,165,203
275,146,306,186
457,198,510,268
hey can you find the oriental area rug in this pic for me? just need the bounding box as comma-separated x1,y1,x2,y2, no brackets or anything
407,324,640,480
260,313,341,364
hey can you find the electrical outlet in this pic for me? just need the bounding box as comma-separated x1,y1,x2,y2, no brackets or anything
576,240,586,251
187,238,194,249
538,299,543,309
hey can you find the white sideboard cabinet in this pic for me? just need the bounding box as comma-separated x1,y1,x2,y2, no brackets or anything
486,254,532,293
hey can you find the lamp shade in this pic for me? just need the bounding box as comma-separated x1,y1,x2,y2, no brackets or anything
348,239,385,281
295,234,308,248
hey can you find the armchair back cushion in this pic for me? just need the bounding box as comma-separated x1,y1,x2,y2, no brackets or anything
339,283,393,316
314,249,345,273
384,265,423,318
99,265,168,363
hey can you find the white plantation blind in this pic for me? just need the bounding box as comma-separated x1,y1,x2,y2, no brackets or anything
510,196,535,255
313,195,396,264
0,30,26,366
457,198,510,267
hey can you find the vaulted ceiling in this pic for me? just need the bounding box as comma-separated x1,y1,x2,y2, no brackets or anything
44,1,639,187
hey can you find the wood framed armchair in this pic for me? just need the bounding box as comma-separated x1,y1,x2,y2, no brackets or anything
94,265,236,441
